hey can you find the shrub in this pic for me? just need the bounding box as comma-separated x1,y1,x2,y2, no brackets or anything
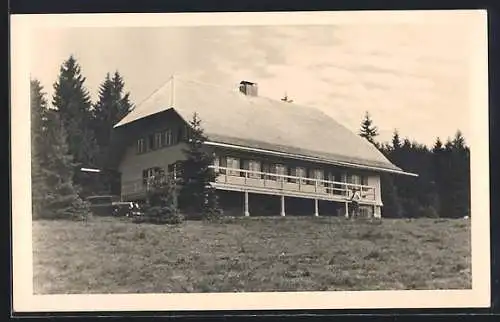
419,205,440,218
202,188,223,222
142,173,184,225
39,183,92,221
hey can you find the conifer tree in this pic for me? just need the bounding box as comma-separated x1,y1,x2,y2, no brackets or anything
31,94,90,220
431,137,446,214
45,113,91,220
448,130,471,217
359,111,379,145
93,72,133,146
92,71,134,193
179,113,222,220
31,79,50,218
52,55,99,195
391,129,402,151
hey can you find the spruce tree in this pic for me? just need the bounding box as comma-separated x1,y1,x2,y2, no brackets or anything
449,131,471,218
92,71,134,193
392,129,402,150
359,111,379,145
432,137,446,215
33,107,90,220
179,113,222,220
31,79,50,218
52,55,99,195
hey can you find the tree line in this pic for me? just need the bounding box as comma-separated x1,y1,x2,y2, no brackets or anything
359,112,471,218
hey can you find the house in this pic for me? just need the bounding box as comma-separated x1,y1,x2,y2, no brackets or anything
110,76,417,218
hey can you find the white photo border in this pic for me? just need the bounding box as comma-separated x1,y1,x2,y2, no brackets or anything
10,10,491,312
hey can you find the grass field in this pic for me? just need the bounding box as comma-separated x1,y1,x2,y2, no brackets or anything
33,216,471,294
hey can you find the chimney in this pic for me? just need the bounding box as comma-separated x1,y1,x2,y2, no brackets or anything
239,80,258,96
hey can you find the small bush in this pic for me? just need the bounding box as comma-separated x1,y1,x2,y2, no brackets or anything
142,174,184,225
419,206,439,218
38,188,92,221
201,188,223,222
144,204,184,225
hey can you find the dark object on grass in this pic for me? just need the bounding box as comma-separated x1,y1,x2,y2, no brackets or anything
86,195,120,216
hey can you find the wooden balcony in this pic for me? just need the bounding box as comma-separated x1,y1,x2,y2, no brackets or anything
121,166,377,205
211,166,376,204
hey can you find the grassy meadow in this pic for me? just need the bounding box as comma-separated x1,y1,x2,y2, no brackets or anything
33,216,471,294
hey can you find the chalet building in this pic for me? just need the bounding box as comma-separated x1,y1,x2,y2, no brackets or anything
110,76,417,218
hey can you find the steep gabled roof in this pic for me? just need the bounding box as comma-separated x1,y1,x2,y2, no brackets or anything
114,77,403,172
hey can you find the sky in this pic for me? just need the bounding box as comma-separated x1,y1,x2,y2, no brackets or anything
29,16,482,147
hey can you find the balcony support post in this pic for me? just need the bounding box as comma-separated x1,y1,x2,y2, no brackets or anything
280,195,286,217
314,199,319,217
244,191,250,217
345,201,349,219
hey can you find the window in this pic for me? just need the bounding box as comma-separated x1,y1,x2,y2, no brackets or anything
311,169,324,185
226,157,240,176
324,171,335,190
289,166,306,183
347,174,367,186
136,139,145,154
142,167,163,185
154,132,162,150
243,160,261,179
274,164,287,182
296,167,307,183
346,174,368,197
164,129,173,146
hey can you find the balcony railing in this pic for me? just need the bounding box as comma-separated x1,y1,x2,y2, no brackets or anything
121,166,376,202
210,166,376,201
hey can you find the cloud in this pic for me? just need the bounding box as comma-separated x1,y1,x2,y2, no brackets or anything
30,21,476,146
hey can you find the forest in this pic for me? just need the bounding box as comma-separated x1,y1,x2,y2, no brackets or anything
30,55,471,220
